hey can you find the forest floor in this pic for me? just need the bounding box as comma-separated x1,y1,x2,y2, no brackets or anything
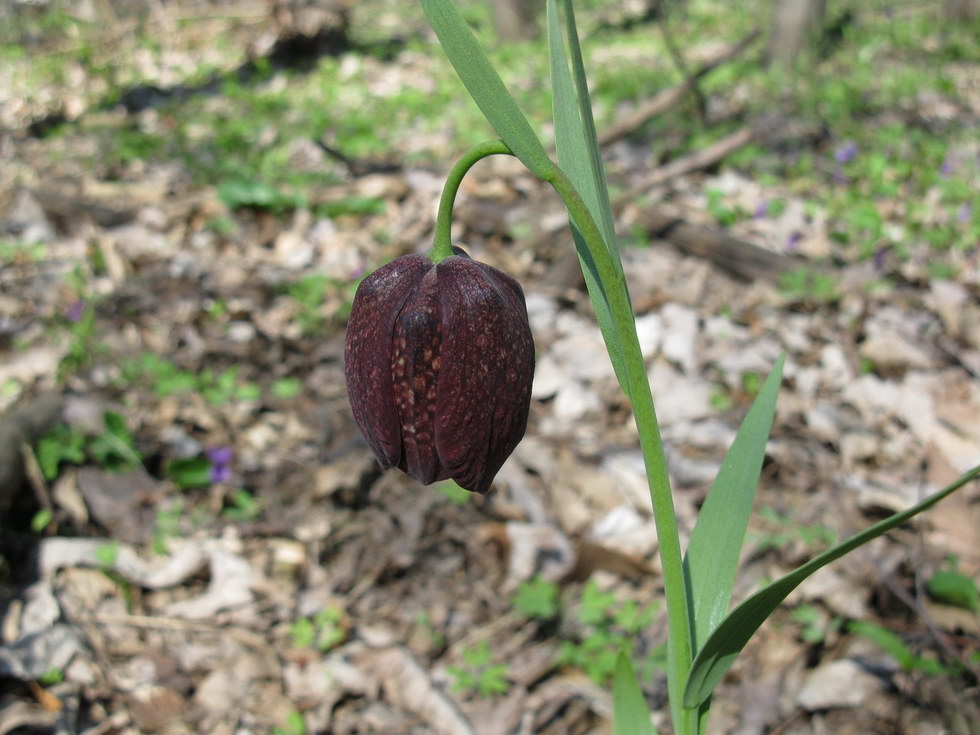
1,1,978,734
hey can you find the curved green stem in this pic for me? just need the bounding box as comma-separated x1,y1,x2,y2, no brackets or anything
547,167,695,733
433,139,695,732
430,140,515,262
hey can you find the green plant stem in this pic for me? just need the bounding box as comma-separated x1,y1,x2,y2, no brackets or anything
546,166,694,732
430,140,514,262
433,138,694,732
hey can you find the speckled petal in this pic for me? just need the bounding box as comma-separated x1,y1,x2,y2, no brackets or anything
344,254,432,469
391,268,448,485
434,255,535,493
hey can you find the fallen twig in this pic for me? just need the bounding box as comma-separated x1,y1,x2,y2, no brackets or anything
598,28,760,147
615,126,756,205
0,394,63,514
632,202,801,281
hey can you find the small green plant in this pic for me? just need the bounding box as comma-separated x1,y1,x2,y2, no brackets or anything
165,455,213,490
31,508,54,534
926,566,979,613
558,580,657,685
34,424,85,481
316,196,386,218
286,274,330,335
849,620,958,676
57,301,101,378
740,371,761,397
120,353,259,405
94,540,121,568
35,412,141,481
0,239,46,262
778,266,841,307
37,667,65,687
1,378,19,399
217,178,306,213
415,611,446,649
709,387,734,412
754,507,838,553
151,501,184,556
222,489,262,521
271,710,307,735
705,189,741,228
789,603,842,645
198,367,256,405
290,606,346,652
85,412,142,471
271,377,303,400
709,371,763,412
513,575,560,620
167,446,235,490
448,641,510,698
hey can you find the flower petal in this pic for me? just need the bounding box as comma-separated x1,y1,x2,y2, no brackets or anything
391,268,448,485
434,256,535,493
345,254,431,469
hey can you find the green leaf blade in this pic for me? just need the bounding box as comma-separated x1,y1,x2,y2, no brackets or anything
683,463,980,708
613,653,658,735
559,0,619,260
684,354,785,651
547,0,630,397
548,0,614,250
422,0,553,179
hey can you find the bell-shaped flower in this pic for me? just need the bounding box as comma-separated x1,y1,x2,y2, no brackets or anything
345,248,534,493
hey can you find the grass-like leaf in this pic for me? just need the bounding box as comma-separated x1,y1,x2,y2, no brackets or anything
560,0,619,260
683,463,980,708
684,354,785,651
547,0,630,397
421,0,553,180
613,653,658,735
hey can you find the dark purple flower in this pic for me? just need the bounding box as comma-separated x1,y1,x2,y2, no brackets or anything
874,247,888,271
939,154,955,178
207,446,233,484
834,141,858,165
66,300,85,323
787,232,803,251
958,202,972,224
754,200,769,219
344,248,534,494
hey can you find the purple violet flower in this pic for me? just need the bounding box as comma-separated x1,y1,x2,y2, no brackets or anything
754,200,769,219
66,300,85,323
939,154,955,178
874,247,888,271
958,202,972,224
835,141,858,165
787,232,803,251
207,446,234,484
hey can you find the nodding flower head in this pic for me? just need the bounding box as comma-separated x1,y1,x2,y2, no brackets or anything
344,247,534,494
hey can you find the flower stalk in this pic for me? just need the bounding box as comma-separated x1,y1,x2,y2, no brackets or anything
429,140,695,726
430,140,514,263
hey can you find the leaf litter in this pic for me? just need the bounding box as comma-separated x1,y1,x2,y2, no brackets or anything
1,2,978,733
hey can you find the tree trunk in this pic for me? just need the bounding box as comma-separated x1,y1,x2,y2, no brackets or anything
944,0,979,21
767,0,827,69
493,0,539,42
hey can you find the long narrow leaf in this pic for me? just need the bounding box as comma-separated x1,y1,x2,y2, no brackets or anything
683,463,980,708
547,0,630,397
613,653,658,735
421,0,553,179
684,354,785,651
560,0,619,261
